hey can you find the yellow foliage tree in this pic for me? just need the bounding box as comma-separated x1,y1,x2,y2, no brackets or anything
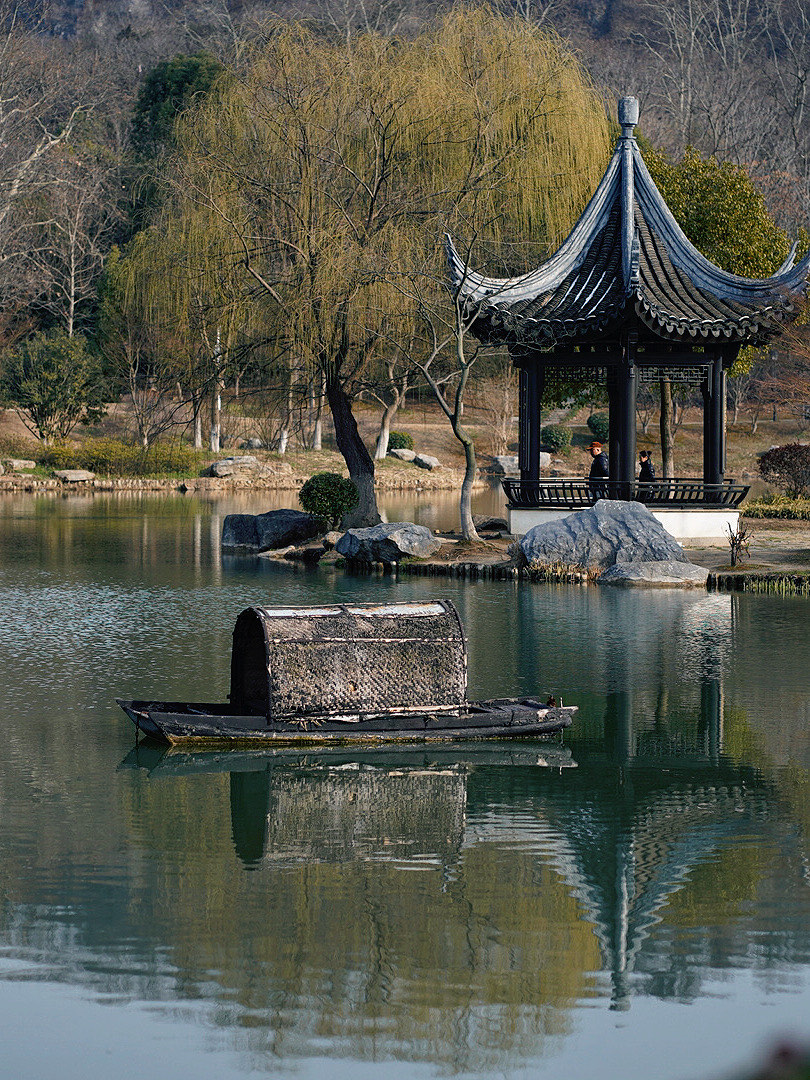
165,7,610,525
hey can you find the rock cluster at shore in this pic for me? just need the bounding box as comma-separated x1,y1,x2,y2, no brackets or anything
336,523,442,564
599,561,709,587
222,509,322,552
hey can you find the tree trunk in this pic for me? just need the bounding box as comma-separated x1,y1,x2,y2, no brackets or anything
309,377,324,451
210,383,222,453
277,383,294,455
659,377,675,478
326,378,381,527
454,425,480,541
374,397,399,460
193,394,203,450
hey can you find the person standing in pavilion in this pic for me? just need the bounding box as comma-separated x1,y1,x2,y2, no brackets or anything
587,440,609,498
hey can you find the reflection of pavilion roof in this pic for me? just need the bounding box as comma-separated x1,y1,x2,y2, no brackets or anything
447,98,809,349
466,769,775,1009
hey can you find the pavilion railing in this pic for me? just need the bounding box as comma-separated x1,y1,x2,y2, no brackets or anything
501,478,749,510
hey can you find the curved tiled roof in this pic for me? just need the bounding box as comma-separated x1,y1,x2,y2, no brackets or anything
447,100,810,348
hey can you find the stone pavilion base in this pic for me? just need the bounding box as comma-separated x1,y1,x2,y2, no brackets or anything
507,505,740,541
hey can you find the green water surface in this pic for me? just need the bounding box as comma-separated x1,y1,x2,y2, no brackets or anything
0,492,808,1080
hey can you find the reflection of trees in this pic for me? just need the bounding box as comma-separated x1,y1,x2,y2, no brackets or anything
0,721,809,1071
116,753,597,1071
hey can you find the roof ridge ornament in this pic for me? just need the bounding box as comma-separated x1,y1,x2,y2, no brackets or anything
444,91,808,348
618,96,639,139
619,97,639,294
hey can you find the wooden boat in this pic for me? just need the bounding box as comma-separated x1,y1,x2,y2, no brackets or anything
117,600,576,746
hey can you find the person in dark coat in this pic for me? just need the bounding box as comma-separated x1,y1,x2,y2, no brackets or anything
587,440,609,498
637,450,656,500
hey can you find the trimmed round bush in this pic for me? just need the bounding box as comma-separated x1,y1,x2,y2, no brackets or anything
388,431,415,451
540,424,572,453
587,413,610,442
758,444,810,497
299,472,359,528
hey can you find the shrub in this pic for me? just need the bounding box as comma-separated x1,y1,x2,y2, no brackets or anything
0,330,105,442
541,424,572,453
40,441,78,469
388,431,415,451
744,494,810,520
40,437,201,477
758,444,810,497
0,434,44,461
299,472,359,528
587,413,610,442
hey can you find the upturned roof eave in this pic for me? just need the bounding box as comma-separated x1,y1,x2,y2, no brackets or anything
445,151,622,304
631,144,810,302
468,291,791,348
448,103,809,330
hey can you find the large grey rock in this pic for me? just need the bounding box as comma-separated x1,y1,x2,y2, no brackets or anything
205,455,260,478
336,522,442,563
413,453,442,471
520,500,688,570
389,448,417,462
2,458,36,472
489,455,519,477
221,514,259,549
55,469,95,482
488,453,551,477
474,515,508,532
222,509,321,552
598,561,709,588
255,509,322,551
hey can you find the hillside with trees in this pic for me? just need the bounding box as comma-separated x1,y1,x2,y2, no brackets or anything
1,0,808,523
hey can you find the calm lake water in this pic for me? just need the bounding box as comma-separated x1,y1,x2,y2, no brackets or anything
0,491,808,1080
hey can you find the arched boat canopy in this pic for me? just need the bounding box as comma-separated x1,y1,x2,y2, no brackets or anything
230,600,467,719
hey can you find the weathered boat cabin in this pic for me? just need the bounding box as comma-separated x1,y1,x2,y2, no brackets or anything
230,600,467,720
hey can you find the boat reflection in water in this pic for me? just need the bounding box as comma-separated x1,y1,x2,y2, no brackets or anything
123,743,577,868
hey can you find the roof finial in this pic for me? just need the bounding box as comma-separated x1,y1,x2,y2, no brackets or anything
618,96,639,139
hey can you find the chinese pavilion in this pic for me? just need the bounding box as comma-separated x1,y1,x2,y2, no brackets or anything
447,97,810,537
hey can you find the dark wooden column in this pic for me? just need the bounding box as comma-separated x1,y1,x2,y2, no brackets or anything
700,678,722,765
702,354,725,494
608,334,637,498
519,362,544,482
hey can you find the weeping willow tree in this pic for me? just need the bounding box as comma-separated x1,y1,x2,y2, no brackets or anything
102,196,263,450
165,6,610,527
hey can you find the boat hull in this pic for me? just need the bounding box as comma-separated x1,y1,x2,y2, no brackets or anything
116,698,576,746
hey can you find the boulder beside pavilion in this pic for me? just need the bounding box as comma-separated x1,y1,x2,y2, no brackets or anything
518,500,708,586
